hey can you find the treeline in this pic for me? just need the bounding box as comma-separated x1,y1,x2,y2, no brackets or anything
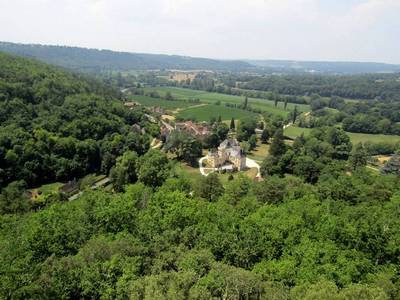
0,52,151,189
1,149,400,298
0,41,253,73
299,95,400,135
236,73,400,101
168,74,308,105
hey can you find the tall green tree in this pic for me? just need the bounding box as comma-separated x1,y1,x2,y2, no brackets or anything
248,135,257,151
230,117,235,130
137,150,171,188
349,143,369,170
0,180,30,214
325,127,352,160
292,105,298,123
243,96,248,109
261,129,270,144
237,117,257,141
164,131,202,166
109,151,138,192
195,173,224,201
269,128,286,157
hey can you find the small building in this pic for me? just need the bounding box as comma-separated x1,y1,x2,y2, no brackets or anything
175,121,211,140
208,138,246,171
169,72,197,82
124,101,140,109
148,106,165,114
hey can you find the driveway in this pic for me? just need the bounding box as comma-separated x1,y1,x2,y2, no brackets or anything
199,156,261,178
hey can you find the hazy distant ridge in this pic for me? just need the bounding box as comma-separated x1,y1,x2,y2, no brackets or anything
1,41,400,74
0,41,253,72
246,59,400,74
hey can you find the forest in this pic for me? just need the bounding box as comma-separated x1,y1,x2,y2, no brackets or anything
1,151,400,299
0,52,152,190
236,74,400,101
0,42,253,73
2,41,400,75
1,51,400,299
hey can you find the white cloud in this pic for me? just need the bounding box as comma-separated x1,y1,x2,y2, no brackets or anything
0,0,398,63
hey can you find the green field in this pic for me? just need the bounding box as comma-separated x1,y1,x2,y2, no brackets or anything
284,126,400,145
30,182,64,202
144,87,310,117
177,104,258,122
130,95,192,110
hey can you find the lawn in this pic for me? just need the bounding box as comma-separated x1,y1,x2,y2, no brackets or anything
29,182,64,202
144,87,310,117
177,104,258,122
174,162,203,183
175,160,259,187
247,143,270,162
130,95,193,110
284,126,312,139
347,132,400,145
284,125,400,145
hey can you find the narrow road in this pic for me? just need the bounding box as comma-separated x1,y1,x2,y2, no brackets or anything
68,177,111,201
366,165,380,172
198,156,261,178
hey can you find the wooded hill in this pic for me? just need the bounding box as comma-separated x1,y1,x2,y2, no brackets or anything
2,41,400,74
0,42,253,73
0,51,151,190
1,50,400,299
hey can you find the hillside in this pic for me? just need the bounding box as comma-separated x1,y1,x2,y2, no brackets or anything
3,42,400,74
0,52,150,189
1,51,400,299
0,41,253,73
247,59,400,74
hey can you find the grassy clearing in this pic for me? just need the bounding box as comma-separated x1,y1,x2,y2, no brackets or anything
144,87,310,117
175,160,259,187
347,132,400,145
177,104,258,122
30,182,64,201
247,143,270,162
174,162,203,183
284,126,312,139
130,95,192,110
284,125,400,145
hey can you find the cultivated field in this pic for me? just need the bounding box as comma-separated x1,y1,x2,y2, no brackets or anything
130,95,192,110
177,104,258,122
144,87,310,117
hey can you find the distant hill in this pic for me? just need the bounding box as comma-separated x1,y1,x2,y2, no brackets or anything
246,59,400,74
0,41,253,73
1,41,399,74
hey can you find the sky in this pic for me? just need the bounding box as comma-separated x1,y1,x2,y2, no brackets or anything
0,0,399,63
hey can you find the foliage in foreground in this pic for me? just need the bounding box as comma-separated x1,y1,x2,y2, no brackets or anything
1,168,400,299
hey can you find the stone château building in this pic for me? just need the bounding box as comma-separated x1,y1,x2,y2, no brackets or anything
208,138,246,171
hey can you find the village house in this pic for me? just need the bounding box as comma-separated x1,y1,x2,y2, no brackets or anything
207,138,246,171
124,101,140,109
169,71,197,82
148,106,165,114
175,121,211,140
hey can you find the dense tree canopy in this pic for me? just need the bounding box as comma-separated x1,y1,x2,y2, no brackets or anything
0,52,150,189
1,166,400,299
2,50,400,300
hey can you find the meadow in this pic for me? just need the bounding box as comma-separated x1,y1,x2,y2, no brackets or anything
284,125,400,145
143,87,310,117
130,95,192,110
177,104,257,121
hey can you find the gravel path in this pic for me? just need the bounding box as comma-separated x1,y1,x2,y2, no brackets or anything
199,156,261,178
